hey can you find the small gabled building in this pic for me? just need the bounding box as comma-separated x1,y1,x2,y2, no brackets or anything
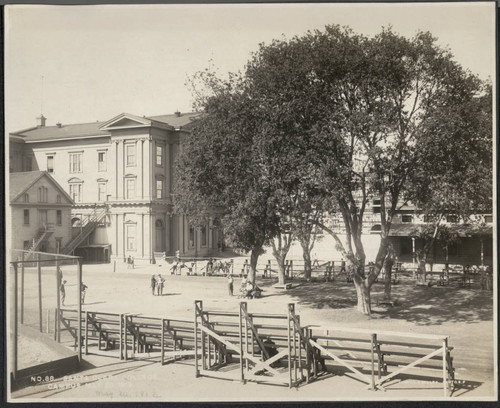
9,171,73,254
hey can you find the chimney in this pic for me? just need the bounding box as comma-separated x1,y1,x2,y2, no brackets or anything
37,114,47,128
56,122,62,128
174,110,181,117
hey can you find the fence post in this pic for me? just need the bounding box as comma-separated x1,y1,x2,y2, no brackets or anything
443,337,448,397
77,259,83,363
194,301,201,377
84,311,89,355
124,315,128,361
37,253,43,332
238,302,245,383
54,308,58,341
370,333,376,391
21,253,25,324
12,262,19,380
55,257,60,340
287,304,293,388
119,313,123,360
161,319,165,365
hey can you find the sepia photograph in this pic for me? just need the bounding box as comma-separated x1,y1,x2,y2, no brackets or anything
4,1,497,402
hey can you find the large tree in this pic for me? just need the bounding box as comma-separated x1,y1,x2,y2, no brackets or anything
174,74,279,283
178,26,490,313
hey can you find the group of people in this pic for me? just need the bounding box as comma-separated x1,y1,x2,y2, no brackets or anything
207,258,232,275
236,277,262,299
58,266,88,305
151,274,166,296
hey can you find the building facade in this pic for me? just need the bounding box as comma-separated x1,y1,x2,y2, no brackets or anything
9,112,221,263
9,171,73,254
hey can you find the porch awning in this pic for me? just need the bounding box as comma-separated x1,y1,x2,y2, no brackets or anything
388,223,492,238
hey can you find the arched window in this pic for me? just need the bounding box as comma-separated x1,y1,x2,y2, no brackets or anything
155,219,164,228
370,224,381,233
72,217,82,227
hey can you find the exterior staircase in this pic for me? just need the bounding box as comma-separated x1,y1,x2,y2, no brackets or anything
61,208,107,255
24,223,55,261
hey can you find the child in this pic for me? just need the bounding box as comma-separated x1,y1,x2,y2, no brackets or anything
151,274,156,295
227,275,234,296
156,274,165,296
60,280,66,306
81,282,88,304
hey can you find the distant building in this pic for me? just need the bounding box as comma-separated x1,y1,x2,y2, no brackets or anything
9,112,222,263
328,200,493,267
9,171,73,254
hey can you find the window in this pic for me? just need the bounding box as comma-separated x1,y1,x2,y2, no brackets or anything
56,210,62,225
23,157,32,171
189,226,195,248
446,215,458,223
98,151,107,171
126,178,136,199
69,153,82,173
98,182,107,201
484,215,493,223
69,183,82,202
423,214,433,223
47,155,54,173
401,215,413,223
55,238,63,253
23,241,30,250
126,224,136,250
24,209,30,225
156,179,163,199
156,145,163,166
38,186,48,203
56,194,61,203
126,144,136,166
24,194,29,203
201,226,207,247
372,199,381,214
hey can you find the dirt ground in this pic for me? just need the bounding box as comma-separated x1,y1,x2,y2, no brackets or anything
10,259,497,401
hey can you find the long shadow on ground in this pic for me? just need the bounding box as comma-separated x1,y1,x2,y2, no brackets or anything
278,279,493,326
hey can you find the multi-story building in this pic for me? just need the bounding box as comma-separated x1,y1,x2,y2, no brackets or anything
9,112,221,263
9,171,73,254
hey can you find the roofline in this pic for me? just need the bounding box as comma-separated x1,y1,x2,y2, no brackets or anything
24,133,111,144
10,171,75,204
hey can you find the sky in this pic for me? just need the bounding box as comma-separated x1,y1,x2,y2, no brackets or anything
4,2,496,133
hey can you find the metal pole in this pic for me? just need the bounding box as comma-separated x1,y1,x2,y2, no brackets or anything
46,309,50,334
21,253,25,325
37,253,43,332
13,262,19,380
77,259,82,362
124,315,128,361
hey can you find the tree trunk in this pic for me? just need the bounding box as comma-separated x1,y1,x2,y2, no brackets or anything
300,240,312,280
353,275,371,315
383,257,394,300
276,257,286,285
248,247,261,284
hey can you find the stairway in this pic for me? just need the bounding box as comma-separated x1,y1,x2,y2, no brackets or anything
24,224,55,261
61,209,107,255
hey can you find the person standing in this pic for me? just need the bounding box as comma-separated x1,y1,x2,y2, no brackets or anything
81,282,88,304
151,274,156,295
156,274,165,296
227,275,234,296
60,280,67,306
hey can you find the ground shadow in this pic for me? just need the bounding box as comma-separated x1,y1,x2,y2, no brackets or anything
278,278,493,326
